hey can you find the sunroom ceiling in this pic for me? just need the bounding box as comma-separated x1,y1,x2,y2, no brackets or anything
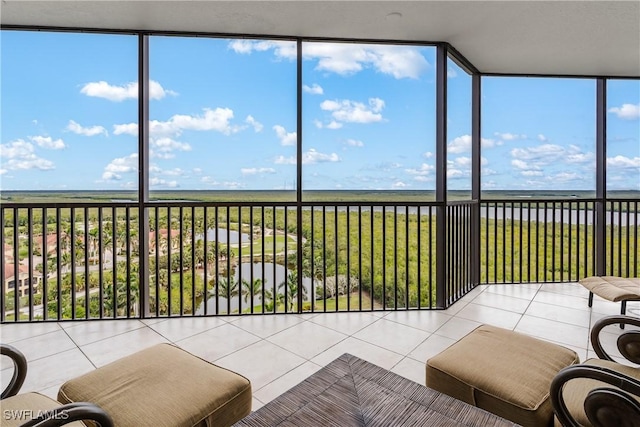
1,1,639,77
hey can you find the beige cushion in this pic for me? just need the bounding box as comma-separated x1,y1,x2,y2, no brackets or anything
58,343,251,427
580,276,640,302
426,324,579,427
0,392,86,427
554,358,640,427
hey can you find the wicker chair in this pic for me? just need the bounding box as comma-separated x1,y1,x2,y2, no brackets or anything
551,315,640,427
1,343,112,427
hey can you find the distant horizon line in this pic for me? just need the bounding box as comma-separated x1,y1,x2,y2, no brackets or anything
1,189,638,194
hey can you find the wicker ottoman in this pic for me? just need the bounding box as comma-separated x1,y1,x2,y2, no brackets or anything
426,325,579,427
58,343,252,427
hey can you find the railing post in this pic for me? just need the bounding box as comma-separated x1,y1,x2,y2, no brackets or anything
138,34,150,318
595,78,607,277
435,44,448,308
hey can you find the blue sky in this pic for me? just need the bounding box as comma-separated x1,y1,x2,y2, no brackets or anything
1,30,639,193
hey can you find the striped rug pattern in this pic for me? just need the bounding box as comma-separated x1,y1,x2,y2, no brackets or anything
234,353,517,426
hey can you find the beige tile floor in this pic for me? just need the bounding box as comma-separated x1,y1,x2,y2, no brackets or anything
2,282,639,412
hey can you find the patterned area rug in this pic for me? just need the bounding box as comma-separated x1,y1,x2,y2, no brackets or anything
234,353,517,426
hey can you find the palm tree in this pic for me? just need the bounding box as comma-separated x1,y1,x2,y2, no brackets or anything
278,270,307,312
241,278,262,306
88,226,100,263
216,276,239,300
60,251,72,273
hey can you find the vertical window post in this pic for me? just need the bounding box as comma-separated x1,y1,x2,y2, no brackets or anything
471,73,482,286
138,33,150,317
435,44,448,308
595,78,607,277
296,38,304,313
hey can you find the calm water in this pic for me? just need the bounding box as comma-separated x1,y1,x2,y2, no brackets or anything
195,262,315,315
195,227,251,244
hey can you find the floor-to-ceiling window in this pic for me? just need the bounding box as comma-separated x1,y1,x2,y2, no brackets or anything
1,31,138,196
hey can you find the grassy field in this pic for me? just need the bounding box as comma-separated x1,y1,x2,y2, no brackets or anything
3,189,639,204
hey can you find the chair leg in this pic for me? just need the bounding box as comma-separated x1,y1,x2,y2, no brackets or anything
621,301,626,329
588,292,594,307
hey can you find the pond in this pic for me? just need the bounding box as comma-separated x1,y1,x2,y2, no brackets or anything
195,262,316,315
195,227,251,244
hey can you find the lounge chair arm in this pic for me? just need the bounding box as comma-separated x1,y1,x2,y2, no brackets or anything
1,343,28,399
591,315,640,364
550,364,640,427
19,402,114,427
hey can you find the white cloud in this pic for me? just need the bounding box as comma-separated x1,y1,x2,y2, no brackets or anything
537,134,548,142
405,163,434,177
609,103,640,120
511,159,535,170
550,172,581,182
326,121,343,129
447,67,457,78
303,84,324,95
114,108,241,138
201,176,218,185
80,80,177,102
273,125,297,146
510,144,598,177
447,169,465,179
228,40,288,54
151,137,192,159
565,151,594,164
511,144,565,161
482,138,499,148
453,157,471,167
448,135,471,154
245,115,263,132
274,148,340,165
482,168,497,176
150,177,179,188
153,167,185,177
229,41,429,79
302,149,340,164
200,175,244,189
320,97,385,124
307,43,428,79
344,139,364,147
30,135,65,150
607,155,640,169
423,151,433,159
274,155,296,165
113,123,139,136
101,153,138,181
0,139,55,171
448,135,497,154
1,140,35,159
494,132,527,141
241,167,276,175
67,120,107,137
392,181,408,188
219,181,244,189
159,108,238,135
